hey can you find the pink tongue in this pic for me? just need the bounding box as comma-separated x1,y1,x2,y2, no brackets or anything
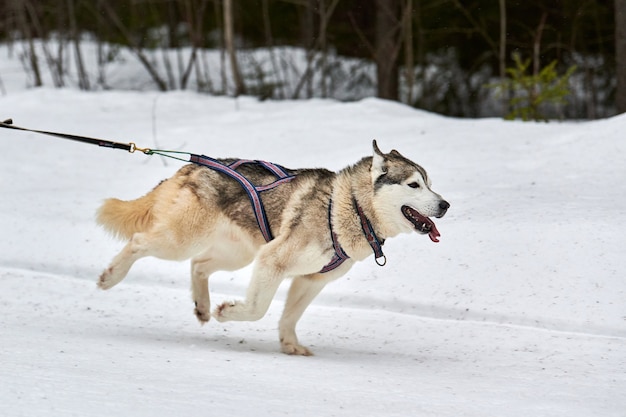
428,222,441,243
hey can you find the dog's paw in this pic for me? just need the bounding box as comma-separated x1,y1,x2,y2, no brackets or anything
97,267,115,290
212,300,239,322
280,341,314,356
194,301,211,324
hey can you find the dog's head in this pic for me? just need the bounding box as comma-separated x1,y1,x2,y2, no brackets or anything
370,140,449,242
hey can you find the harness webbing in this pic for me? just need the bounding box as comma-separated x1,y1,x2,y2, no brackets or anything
319,200,350,273
354,200,386,265
319,197,386,273
189,154,295,242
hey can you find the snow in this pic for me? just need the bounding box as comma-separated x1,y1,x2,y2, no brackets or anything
1,45,625,416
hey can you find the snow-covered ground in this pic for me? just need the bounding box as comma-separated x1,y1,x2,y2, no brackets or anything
1,45,625,416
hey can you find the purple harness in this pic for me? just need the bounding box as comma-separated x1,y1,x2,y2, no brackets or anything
190,154,295,242
189,154,385,273
319,200,350,273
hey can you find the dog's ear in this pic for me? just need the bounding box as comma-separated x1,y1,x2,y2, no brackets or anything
371,139,387,181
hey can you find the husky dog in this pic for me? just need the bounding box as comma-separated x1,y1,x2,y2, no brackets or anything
97,140,449,355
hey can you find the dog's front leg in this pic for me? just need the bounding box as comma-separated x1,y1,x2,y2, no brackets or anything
213,241,290,322
279,276,329,356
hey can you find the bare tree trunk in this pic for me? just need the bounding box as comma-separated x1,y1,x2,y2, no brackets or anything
532,11,548,77
96,35,106,88
499,0,506,79
301,0,315,98
4,2,17,58
402,0,414,104
24,0,64,87
292,0,339,99
85,0,107,88
321,0,339,98
100,0,168,91
375,0,401,100
223,0,246,96
499,0,508,116
616,0,626,114
199,48,215,93
55,3,66,87
181,0,209,91
319,0,328,97
173,1,185,89
413,0,425,108
213,0,227,94
15,0,42,87
67,0,90,90
585,66,596,119
262,0,284,99
152,1,175,89
530,10,548,109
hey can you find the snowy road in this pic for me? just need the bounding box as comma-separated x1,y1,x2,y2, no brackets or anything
1,267,623,417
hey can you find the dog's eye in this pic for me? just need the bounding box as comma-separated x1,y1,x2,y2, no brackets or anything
408,182,420,189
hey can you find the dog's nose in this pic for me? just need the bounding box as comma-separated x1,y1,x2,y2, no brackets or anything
439,200,450,211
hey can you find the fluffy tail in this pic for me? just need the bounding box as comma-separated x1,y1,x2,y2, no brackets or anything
96,194,155,240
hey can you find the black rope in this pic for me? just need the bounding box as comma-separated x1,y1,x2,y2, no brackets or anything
1,118,138,152
1,117,201,168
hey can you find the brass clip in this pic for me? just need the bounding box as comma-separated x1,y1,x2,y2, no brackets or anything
128,142,151,154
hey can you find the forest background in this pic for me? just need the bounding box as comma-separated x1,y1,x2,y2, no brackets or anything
2,0,625,119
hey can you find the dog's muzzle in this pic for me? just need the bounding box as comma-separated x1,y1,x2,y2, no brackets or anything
402,200,449,243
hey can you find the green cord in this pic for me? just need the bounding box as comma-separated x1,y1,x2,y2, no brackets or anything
146,149,192,162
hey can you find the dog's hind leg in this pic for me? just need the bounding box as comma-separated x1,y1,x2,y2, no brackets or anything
191,258,213,323
98,232,156,289
279,276,329,356
191,239,257,324
98,229,193,290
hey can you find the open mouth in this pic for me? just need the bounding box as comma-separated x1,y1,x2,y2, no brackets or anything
401,205,441,243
